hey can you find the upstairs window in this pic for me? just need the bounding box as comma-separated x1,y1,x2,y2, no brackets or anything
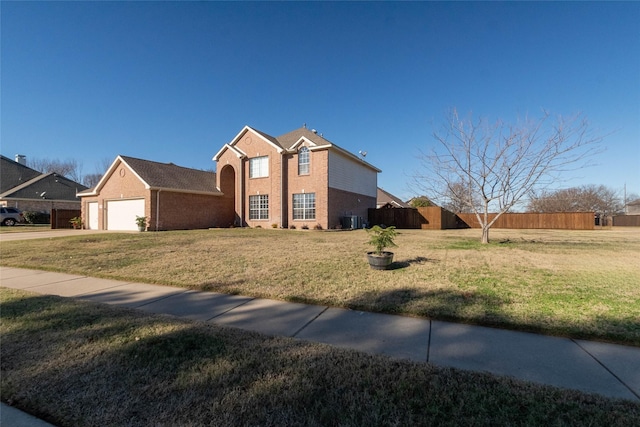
249,156,269,178
298,147,310,175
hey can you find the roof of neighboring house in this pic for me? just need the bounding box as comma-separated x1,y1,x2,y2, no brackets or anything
0,155,42,193
0,172,87,201
79,155,220,196
214,125,382,173
627,199,640,207
376,187,410,208
0,155,87,201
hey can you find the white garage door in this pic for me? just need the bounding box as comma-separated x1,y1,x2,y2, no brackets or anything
87,202,99,230
106,199,145,231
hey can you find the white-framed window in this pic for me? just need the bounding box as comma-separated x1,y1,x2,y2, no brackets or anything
298,146,310,175
293,193,315,220
249,156,269,178
249,195,269,220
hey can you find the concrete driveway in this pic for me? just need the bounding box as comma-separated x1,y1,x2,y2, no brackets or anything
0,229,122,242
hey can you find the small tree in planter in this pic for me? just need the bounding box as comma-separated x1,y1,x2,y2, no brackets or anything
135,216,147,232
69,216,83,230
366,225,397,270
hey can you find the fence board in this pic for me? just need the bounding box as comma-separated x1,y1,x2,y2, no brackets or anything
51,209,81,229
612,215,640,227
456,212,594,230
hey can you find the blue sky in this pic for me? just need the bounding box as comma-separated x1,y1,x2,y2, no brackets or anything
2,1,639,201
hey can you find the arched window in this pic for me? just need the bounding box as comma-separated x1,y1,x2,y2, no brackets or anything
298,147,310,175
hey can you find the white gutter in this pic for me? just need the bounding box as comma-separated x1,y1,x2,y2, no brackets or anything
281,153,285,228
155,189,161,231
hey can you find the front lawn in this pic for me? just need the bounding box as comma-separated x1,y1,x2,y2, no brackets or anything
1,227,639,345
2,288,638,426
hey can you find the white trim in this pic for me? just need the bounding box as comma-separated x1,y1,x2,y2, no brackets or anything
218,125,284,158
151,187,224,196
288,136,318,151
81,155,150,196
213,143,247,162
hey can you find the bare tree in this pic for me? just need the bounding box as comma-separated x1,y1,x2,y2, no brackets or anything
28,158,83,182
82,157,114,188
441,180,480,213
528,185,623,217
82,173,103,188
413,109,602,243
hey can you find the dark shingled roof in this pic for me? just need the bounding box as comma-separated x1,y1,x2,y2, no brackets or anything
377,187,410,208
119,156,219,193
0,173,88,200
0,155,41,193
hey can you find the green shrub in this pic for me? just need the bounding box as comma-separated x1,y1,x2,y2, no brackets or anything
22,211,50,225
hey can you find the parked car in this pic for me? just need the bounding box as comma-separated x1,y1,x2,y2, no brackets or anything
0,207,24,226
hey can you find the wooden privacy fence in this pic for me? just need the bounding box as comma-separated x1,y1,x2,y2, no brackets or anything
612,215,640,227
51,209,81,229
455,212,594,230
368,209,595,230
367,207,460,230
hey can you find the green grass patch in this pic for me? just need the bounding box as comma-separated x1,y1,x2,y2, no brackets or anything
2,288,638,426
1,228,639,345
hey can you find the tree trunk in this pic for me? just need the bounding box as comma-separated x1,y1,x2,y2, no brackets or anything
481,226,490,244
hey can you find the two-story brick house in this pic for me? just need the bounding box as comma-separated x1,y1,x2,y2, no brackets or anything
79,125,380,231
214,125,380,229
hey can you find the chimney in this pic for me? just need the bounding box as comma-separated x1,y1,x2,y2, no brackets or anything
15,154,27,165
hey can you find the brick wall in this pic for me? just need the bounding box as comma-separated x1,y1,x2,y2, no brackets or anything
151,191,230,230
287,147,329,228
328,187,376,230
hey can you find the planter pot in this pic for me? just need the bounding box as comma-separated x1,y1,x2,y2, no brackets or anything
138,226,145,232
367,251,394,270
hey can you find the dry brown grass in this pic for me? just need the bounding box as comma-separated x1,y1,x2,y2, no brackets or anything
2,288,639,426
1,227,639,345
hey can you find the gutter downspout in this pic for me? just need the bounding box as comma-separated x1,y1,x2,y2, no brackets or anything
281,152,285,228
239,160,244,227
155,189,161,231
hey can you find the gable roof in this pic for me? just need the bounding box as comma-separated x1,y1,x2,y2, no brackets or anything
213,126,284,161
0,172,88,201
79,155,220,196
214,126,381,173
276,127,332,148
377,187,410,208
0,155,42,193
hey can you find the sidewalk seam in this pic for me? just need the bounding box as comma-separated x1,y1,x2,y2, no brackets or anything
426,319,432,362
132,290,190,308
3,275,87,290
291,306,330,338
572,339,640,401
205,297,256,321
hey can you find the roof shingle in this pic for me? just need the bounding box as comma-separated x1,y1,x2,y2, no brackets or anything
119,156,219,193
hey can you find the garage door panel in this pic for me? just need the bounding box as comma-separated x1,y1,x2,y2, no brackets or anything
107,199,144,231
88,202,99,230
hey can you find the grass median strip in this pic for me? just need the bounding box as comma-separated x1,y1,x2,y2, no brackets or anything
1,227,638,345
2,288,639,426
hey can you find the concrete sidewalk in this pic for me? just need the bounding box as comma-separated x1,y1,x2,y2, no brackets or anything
2,266,639,425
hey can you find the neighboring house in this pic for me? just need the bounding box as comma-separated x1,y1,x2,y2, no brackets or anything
377,187,410,209
78,156,229,231
0,155,87,212
626,199,640,215
214,125,380,229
